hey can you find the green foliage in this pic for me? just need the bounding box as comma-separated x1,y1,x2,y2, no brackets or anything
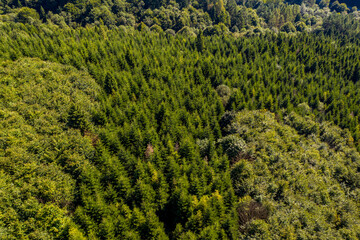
295,21,307,31
0,0,359,37
227,110,360,239
0,58,100,238
218,135,247,161
195,30,205,52
1,8,360,238
15,7,40,24
331,1,350,12
281,22,296,33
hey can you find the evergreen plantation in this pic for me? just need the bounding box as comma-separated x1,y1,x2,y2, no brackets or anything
1,0,360,239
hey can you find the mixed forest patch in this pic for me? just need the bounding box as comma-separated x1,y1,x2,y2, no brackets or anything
1,0,360,239
0,22,359,238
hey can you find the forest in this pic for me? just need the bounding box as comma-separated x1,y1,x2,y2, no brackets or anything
1,0,360,239
1,0,360,36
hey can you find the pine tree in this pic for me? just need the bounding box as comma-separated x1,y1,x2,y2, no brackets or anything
352,62,360,83
104,72,118,94
196,31,205,53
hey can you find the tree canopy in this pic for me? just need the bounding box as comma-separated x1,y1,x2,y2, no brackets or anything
1,0,360,239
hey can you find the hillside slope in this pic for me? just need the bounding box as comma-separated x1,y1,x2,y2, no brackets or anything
0,21,360,239
220,109,360,239
0,58,101,239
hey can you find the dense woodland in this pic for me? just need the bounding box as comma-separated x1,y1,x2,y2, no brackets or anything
1,0,360,239
1,0,360,36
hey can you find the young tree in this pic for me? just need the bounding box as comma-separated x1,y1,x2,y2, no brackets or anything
195,30,205,53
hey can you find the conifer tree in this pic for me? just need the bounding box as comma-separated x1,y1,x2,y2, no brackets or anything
196,31,205,53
